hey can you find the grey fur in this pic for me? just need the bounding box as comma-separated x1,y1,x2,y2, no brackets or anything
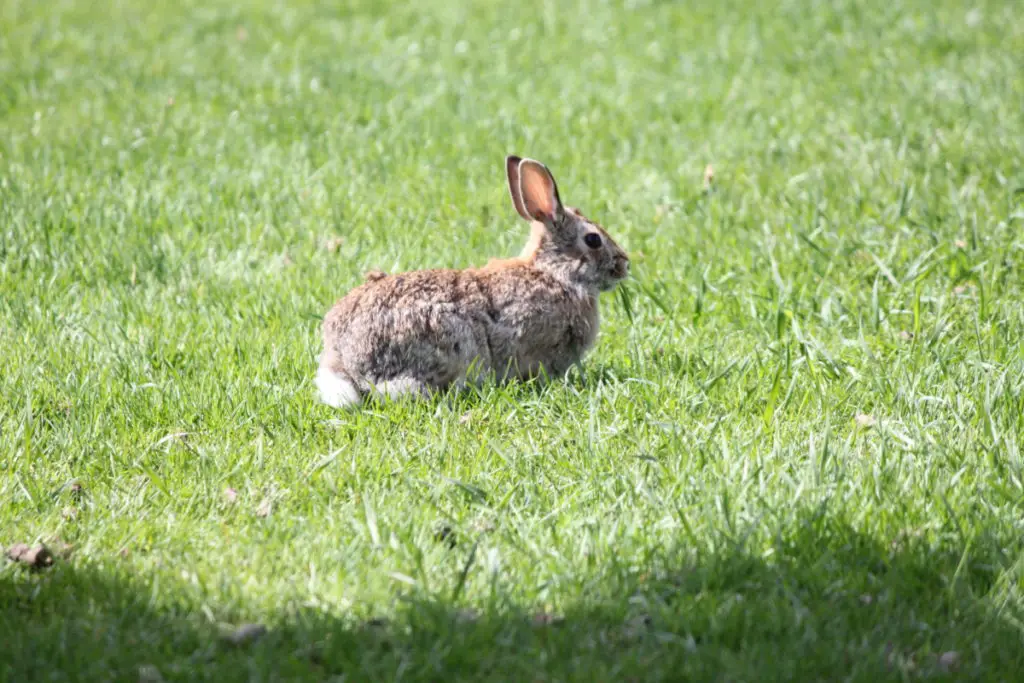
317,156,629,406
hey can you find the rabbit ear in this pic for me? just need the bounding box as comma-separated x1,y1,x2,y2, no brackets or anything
505,155,531,221
518,158,564,224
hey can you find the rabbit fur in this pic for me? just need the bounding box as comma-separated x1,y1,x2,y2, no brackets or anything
316,155,629,407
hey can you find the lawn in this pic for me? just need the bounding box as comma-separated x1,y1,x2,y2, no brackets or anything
2,0,1024,679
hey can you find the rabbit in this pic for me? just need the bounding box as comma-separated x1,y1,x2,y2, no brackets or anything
315,155,630,407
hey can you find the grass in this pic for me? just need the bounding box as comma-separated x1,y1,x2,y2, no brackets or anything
2,0,1024,679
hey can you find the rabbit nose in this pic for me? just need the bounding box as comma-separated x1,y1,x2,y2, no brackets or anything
614,257,629,278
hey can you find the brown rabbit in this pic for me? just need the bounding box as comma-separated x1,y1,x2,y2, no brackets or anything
316,155,629,407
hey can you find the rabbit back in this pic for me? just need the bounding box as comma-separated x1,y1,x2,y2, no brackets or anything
319,265,598,405
321,269,492,395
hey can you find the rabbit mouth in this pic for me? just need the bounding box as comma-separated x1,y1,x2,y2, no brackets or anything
597,260,630,290
611,259,630,281
600,271,628,291
600,280,623,292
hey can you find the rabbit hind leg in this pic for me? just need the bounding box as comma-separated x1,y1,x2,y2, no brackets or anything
315,366,362,408
370,377,432,402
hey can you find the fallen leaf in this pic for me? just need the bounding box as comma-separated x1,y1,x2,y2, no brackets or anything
938,651,960,673
223,623,267,646
5,543,54,569
255,498,273,518
883,642,895,669
155,432,191,449
224,488,238,504
890,527,925,554
470,518,495,533
884,644,918,672
855,414,877,428
364,617,389,629
531,612,564,627
455,608,479,624
623,614,653,640
434,523,456,549
303,645,325,666
138,664,164,683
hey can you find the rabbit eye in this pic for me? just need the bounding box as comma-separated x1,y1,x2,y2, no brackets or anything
583,233,602,249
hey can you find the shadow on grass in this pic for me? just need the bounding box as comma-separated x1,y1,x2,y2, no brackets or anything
3,515,1022,681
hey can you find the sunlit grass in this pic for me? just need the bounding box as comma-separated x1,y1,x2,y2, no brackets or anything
2,0,1023,680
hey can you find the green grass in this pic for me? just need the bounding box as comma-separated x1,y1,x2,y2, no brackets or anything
2,0,1024,679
